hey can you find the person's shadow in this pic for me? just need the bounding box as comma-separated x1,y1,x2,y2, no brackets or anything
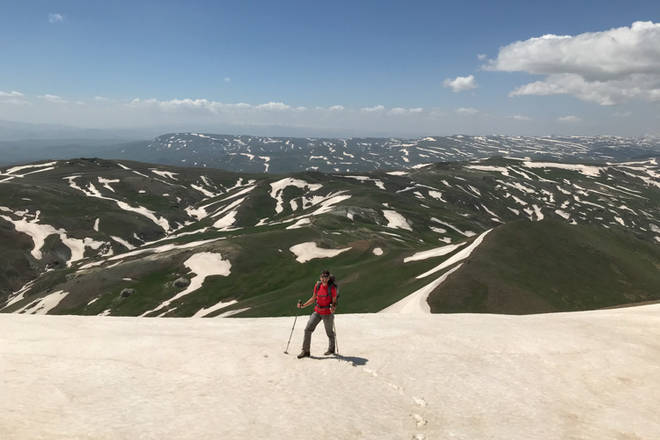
310,354,368,367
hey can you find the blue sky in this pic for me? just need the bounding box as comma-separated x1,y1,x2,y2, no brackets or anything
1,1,659,136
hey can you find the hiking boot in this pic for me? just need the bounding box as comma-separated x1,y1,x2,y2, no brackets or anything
324,349,335,356
297,350,310,359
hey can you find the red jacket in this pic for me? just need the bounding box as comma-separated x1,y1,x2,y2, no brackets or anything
314,283,337,315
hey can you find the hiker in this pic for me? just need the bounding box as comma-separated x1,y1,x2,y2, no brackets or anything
296,269,337,358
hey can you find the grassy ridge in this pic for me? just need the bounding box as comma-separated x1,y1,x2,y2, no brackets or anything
428,220,660,314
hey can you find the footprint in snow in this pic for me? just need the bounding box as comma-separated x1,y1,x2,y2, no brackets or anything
412,397,427,407
387,382,402,392
411,413,428,427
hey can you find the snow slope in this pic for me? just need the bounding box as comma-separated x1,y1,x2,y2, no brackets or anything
1,306,660,439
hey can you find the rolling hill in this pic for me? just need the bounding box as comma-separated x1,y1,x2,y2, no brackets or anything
1,154,658,317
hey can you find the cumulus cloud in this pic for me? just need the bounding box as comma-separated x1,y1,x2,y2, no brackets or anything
328,105,345,111
512,114,532,121
255,102,291,111
487,21,660,105
129,98,253,113
49,13,64,23
361,105,385,112
0,90,24,97
0,90,29,105
456,107,479,115
477,54,487,61
389,107,408,115
443,75,478,93
387,107,424,115
38,94,68,104
557,115,580,123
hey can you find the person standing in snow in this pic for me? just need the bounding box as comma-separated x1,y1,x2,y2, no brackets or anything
296,269,337,359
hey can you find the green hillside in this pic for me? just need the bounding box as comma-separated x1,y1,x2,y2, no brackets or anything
428,220,660,314
1,156,658,317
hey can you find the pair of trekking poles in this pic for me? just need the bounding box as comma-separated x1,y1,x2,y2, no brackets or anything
284,299,339,355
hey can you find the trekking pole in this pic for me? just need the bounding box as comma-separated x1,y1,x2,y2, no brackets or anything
284,300,302,354
333,321,339,355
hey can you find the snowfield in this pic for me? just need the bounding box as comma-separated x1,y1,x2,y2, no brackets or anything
1,306,660,439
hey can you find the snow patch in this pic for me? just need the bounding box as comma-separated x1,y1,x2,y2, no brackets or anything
404,242,467,263
522,161,603,177
146,252,232,315
270,178,323,214
383,210,412,231
289,242,351,263
417,229,491,279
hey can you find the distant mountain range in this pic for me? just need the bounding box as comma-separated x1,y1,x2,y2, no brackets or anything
1,154,658,317
2,131,660,171
110,133,660,172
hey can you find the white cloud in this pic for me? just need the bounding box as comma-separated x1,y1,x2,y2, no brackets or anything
128,98,261,113
389,107,407,115
94,96,110,102
443,75,477,93
0,90,24,98
512,114,532,121
38,94,68,104
477,54,487,61
255,102,291,111
129,98,219,112
456,107,479,115
0,90,29,105
361,105,385,113
224,77,231,83
388,107,424,115
328,105,345,111
557,115,580,123
48,13,64,23
488,21,660,105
